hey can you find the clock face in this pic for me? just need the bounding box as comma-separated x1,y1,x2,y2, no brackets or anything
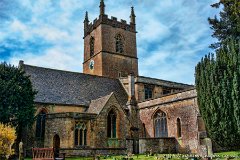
89,60,94,70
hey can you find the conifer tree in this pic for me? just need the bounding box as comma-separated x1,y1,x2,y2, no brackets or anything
0,62,36,144
196,39,240,149
208,0,240,49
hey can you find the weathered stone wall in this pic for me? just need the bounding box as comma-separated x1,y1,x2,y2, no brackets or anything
83,25,102,62
83,22,138,79
101,24,137,58
138,89,200,154
45,115,74,148
139,138,176,154
35,104,86,114
92,94,130,148
102,52,138,78
120,76,192,103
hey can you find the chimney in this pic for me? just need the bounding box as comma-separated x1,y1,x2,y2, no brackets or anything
18,60,24,70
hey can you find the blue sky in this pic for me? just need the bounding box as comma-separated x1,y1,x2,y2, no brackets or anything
0,0,219,84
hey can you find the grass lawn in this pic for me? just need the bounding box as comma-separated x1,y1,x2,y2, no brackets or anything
24,151,240,160
214,151,240,159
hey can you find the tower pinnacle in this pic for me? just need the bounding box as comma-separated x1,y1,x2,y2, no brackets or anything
84,11,89,36
130,6,136,24
84,11,89,23
99,0,105,15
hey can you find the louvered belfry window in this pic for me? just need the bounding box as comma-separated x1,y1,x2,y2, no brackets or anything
90,37,95,57
115,34,124,53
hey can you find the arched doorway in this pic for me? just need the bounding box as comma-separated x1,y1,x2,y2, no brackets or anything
53,134,60,157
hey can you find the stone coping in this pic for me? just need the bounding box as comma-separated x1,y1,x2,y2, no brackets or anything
46,112,97,119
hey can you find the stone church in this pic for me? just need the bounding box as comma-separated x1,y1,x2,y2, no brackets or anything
20,0,209,157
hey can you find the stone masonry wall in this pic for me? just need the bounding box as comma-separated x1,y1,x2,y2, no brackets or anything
83,22,138,78
139,138,176,154
138,89,201,154
45,116,74,148
93,94,130,148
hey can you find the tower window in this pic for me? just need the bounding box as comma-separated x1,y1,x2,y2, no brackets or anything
36,110,46,139
75,122,87,146
107,109,117,138
90,37,95,57
177,118,182,138
144,85,153,100
115,34,124,53
154,110,168,138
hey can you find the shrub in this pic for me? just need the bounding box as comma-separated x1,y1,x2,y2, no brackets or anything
0,123,16,159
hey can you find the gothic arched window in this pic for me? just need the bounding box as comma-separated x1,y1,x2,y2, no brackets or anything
107,110,117,138
177,118,182,138
154,110,168,137
36,110,46,139
115,34,124,53
75,122,87,146
90,37,95,57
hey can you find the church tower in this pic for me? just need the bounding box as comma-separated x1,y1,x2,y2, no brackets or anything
83,0,138,79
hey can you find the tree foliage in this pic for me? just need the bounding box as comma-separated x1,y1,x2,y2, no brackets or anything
208,0,240,49
0,62,36,140
0,123,16,159
195,39,240,149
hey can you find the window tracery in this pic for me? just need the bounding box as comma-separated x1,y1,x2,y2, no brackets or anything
75,122,87,146
154,110,168,137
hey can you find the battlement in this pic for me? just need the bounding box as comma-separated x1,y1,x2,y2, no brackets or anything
84,14,136,37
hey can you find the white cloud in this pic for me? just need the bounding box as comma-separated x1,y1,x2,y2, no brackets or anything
0,0,220,84
9,48,82,72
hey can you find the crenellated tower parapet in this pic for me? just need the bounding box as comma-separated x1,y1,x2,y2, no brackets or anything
83,0,138,79
84,14,136,38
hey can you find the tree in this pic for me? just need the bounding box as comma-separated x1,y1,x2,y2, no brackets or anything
208,0,240,49
0,62,36,144
0,123,16,159
195,39,240,149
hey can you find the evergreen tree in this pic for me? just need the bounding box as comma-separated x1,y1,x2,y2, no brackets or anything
195,39,240,149
0,62,36,143
208,0,240,49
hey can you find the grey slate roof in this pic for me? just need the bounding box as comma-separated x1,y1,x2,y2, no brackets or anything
87,93,113,114
23,64,128,106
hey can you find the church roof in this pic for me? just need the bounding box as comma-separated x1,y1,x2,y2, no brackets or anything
87,93,113,114
22,64,128,106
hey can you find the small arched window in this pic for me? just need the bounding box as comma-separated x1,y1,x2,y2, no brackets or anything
36,110,46,139
107,109,117,138
154,110,168,137
75,122,87,146
115,34,124,53
177,118,182,138
90,37,95,57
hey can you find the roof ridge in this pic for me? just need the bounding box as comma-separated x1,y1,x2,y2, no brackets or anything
137,75,193,86
23,64,120,80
